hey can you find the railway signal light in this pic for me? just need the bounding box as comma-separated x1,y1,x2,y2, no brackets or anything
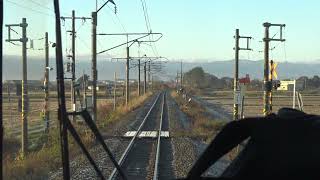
273,80,281,90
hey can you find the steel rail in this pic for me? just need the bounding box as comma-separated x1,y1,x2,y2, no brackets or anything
108,92,162,180
153,92,166,180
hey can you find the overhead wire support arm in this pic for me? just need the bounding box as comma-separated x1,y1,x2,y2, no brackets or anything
97,33,163,54
263,22,286,42
96,0,116,13
60,16,91,20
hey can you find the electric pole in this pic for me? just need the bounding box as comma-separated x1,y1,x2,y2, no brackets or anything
61,11,91,120
176,71,179,90
91,0,116,120
180,60,183,89
92,11,97,121
233,29,252,120
138,59,141,96
7,84,12,124
148,61,151,84
5,18,28,155
263,22,285,116
144,61,147,94
71,10,76,118
82,70,87,109
44,32,50,131
114,72,117,110
126,46,129,105
97,32,162,102
0,1,2,177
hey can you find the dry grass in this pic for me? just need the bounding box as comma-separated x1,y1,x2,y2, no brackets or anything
171,90,240,161
170,91,226,142
99,92,152,128
3,91,153,179
4,128,96,179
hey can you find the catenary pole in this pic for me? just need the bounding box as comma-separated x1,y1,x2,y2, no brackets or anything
44,32,50,131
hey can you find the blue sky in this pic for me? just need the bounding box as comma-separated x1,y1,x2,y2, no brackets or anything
3,0,320,62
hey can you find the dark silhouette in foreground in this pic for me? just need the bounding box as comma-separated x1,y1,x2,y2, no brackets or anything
185,108,320,179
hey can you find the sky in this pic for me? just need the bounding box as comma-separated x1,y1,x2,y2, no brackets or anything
3,0,320,62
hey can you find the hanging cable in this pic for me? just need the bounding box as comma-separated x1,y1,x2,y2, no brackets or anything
6,0,55,17
100,0,127,33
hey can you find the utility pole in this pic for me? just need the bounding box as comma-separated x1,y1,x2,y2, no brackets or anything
263,22,285,116
91,0,117,120
126,46,129,105
5,18,28,155
114,72,117,110
71,10,76,118
144,61,147,94
111,56,164,96
82,70,87,109
233,29,252,120
61,11,91,119
151,75,153,92
7,84,12,124
138,59,141,96
180,61,183,89
91,11,97,121
44,32,50,131
97,32,162,101
1,1,3,177
148,60,151,84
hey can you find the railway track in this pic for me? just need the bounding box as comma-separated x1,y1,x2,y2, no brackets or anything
109,91,174,180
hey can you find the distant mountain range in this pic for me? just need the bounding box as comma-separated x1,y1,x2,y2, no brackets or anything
3,55,320,81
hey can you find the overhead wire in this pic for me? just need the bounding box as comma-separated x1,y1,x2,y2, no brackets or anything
6,0,55,17
139,0,159,57
75,20,87,33
100,0,127,33
25,0,53,12
107,3,127,33
140,0,150,32
77,35,91,50
24,0,69,16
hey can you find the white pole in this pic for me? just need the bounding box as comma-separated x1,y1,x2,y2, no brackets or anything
293,79,296,109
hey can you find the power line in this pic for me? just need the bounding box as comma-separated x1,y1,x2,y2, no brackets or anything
25,0,69,16
75,20,87,33
100,0,127,33
140,0,150,32
139,0,159,57
77,35,91,50
6,0,55,17
25,0,53,12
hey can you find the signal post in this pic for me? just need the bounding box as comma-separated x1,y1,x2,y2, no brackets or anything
263,22,285,116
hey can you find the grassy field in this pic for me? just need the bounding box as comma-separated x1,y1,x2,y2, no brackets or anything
2,85,144,154
3,87,153,179
198,90,320,117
